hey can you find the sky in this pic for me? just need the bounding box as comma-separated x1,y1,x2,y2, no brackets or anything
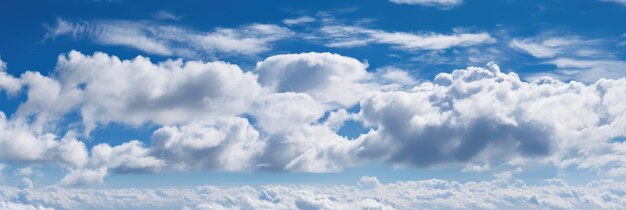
1,0,626,209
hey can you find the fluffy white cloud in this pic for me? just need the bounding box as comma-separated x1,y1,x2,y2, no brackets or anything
45,19,293,58
255,52,373,107
0,113,88,167
352,62,626,175
320,25,494,51
90,140,163,173
150,117,262,171
0,58,20,95
251,92,325,134
3,177,626,210
52,50,261,133
15,71,82,133
389,0,463,8
58,140,164,186
3,50,626,185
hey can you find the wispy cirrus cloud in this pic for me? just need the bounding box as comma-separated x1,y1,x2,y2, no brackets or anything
152,11,182,21
44,19,294,58
510,34,626,82
509,36,603,59
388,0,463,8
282,16,316,26
318,25,495,51
599,0,626,6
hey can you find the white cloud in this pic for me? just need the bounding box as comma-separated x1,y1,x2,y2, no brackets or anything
0,58,5,71
251,92,325,134
152,11,182,21
599,0,626,6
320,25,494,51
3,177,626,210
389,0,463,8
0,58,21,95
90,140,163,173
493,167,523,180
19,178,33,190
545,58,626,83
51,50,262,133
3,51,626,185
150,117,262,171
462,163,491,173
255,52,373,108
58,140,163,186
58,168,107,187
509,34,626,82
283,16,316,26
0,113,88,166
373,66,418,90
352,62,626,174
17,167,35,177
45,19,293,58
509,36,600,58
358,176,381,189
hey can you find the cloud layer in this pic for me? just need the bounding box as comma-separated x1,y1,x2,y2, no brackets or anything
2,51,626,186
3,177,626,210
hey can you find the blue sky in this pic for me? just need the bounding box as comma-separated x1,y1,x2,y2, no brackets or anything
2,0,626,209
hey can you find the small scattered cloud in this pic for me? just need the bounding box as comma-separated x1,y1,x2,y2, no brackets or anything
283,16,316,26
388,0,464,8
152,11,182,21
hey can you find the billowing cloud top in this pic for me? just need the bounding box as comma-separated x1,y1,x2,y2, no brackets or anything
1,51,626,187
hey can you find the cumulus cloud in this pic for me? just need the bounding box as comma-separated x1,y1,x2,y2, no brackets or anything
251,93,325,134
3,177,626,210
2,50,626,185
0,58,21,95
353,62,626,175
0,113,87,165
320,25,495,51
255,52,373,108
44,19,293,58
17,167,36,177
51,50,261,133
389,0,463,8
57,139,164,186
150,117,262,171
